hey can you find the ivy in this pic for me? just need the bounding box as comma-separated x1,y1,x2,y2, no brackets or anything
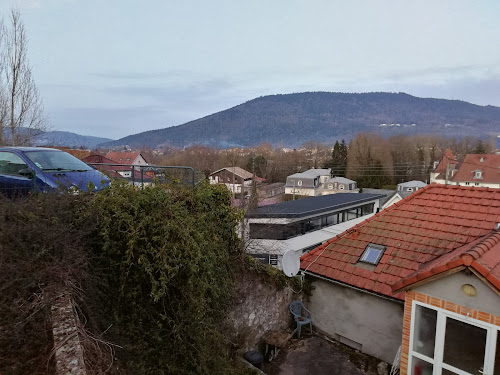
90,181,250,374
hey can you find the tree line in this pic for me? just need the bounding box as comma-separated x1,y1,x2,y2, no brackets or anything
145,134,495,188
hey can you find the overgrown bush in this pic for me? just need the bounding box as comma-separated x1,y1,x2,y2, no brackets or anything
0,182,276,374
89,181,248,374
0,192,95,375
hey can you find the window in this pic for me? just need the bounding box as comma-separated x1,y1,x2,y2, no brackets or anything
297,180,302,186
339,184,345,190
475,170,483,179
328,184,333,189
0,152,28,176
407,188,413,192
409,302,499,375
359,244,386,265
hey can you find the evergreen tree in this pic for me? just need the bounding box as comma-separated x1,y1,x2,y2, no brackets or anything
325,139,348,176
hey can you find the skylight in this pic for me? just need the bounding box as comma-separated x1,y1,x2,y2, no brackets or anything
360,244,386,265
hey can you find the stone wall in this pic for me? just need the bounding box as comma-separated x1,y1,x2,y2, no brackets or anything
228,268,302,351
51,293,87,375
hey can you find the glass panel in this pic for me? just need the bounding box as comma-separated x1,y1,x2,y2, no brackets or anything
412,305,437,358
443,317,486,374
441,369,458,375
494,331,500,375
411,356,433,375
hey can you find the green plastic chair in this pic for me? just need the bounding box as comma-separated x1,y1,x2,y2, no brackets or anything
290,300,312,338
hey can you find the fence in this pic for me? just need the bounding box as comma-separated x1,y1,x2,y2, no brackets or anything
87,163,199,189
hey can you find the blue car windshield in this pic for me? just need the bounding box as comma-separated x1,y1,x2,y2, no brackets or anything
24,150,93,172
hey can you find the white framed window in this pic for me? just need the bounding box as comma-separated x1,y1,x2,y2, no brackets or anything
359,244,386,265
297,180,302,186
409,301,499,375
475,170,483,179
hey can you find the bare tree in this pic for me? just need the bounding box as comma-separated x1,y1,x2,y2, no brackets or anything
0,9,46,146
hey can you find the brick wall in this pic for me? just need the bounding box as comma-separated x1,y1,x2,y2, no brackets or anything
400,291,500,375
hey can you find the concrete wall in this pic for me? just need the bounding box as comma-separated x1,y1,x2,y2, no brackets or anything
228,268,298,351
413,270,500,316
309,278,404,363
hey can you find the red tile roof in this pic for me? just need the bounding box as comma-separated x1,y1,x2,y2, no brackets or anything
300,184,500,300
451,154,500,184
105,152,143,165
433,149,458,174
392,230,500,293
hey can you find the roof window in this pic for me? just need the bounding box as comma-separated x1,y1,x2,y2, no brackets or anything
474,170,482,179
359,244,386,265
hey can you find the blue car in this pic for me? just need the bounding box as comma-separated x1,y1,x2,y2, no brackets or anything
0,147,110,197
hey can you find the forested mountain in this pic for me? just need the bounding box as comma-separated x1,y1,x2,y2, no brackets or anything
33,131,113,149
101,92,500,149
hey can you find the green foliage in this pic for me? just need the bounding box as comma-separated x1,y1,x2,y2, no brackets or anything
324,139,348,176
90,181,246,374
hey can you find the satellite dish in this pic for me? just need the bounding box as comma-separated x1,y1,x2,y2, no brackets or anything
282,250,300,277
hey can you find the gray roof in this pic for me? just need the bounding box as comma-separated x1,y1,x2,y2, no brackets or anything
287,168,331,179
327,177,355,184
361,188,397,206
397,180,427,188
245,193,384,218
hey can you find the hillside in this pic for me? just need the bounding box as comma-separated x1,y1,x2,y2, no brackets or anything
33,131,113,149
101,92,500,148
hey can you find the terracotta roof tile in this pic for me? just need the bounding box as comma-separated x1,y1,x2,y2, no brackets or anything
301,184,500,300
393,231,500,293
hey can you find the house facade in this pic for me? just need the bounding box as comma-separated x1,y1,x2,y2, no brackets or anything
300,185,500,365
430,149,458,184
449,154,500,189
105,152,148,178
284,168,331,197
393,231,500,375
209,167,259,195
244,193,383,268
284,169,358,197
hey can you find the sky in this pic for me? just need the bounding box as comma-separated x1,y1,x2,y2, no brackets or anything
1,0,500,140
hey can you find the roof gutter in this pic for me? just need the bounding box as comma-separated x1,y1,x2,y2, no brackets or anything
302,270,404,304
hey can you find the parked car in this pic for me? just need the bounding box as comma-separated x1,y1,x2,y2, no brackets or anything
0,147,110,197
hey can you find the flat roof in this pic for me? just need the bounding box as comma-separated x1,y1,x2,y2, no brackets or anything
246,193,384,218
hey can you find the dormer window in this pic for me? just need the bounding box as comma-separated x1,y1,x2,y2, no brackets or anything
474,170,482,179
359,244,386,265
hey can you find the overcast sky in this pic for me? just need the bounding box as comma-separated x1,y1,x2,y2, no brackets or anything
2,0,500,139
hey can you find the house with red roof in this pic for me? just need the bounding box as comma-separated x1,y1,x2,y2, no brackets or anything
105,151,148,167
449,154,500,189
430,149,459,184
300,184,500,371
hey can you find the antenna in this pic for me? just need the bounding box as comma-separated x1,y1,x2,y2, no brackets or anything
282,249,300,277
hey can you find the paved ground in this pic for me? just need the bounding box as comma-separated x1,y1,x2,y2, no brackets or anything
260,334,387,375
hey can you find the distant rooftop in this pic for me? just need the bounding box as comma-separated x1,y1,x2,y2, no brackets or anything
245,193,384,218
288,168,331,179
398,180,427,188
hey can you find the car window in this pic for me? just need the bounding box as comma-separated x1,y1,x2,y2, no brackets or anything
0,152,29,176
24,150,92,172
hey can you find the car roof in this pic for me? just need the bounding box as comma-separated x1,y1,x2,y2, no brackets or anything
0,147,61,152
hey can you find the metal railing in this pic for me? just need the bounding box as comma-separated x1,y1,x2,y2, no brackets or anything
88,163,198,188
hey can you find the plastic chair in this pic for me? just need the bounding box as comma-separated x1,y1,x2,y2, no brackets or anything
289,300,312,338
